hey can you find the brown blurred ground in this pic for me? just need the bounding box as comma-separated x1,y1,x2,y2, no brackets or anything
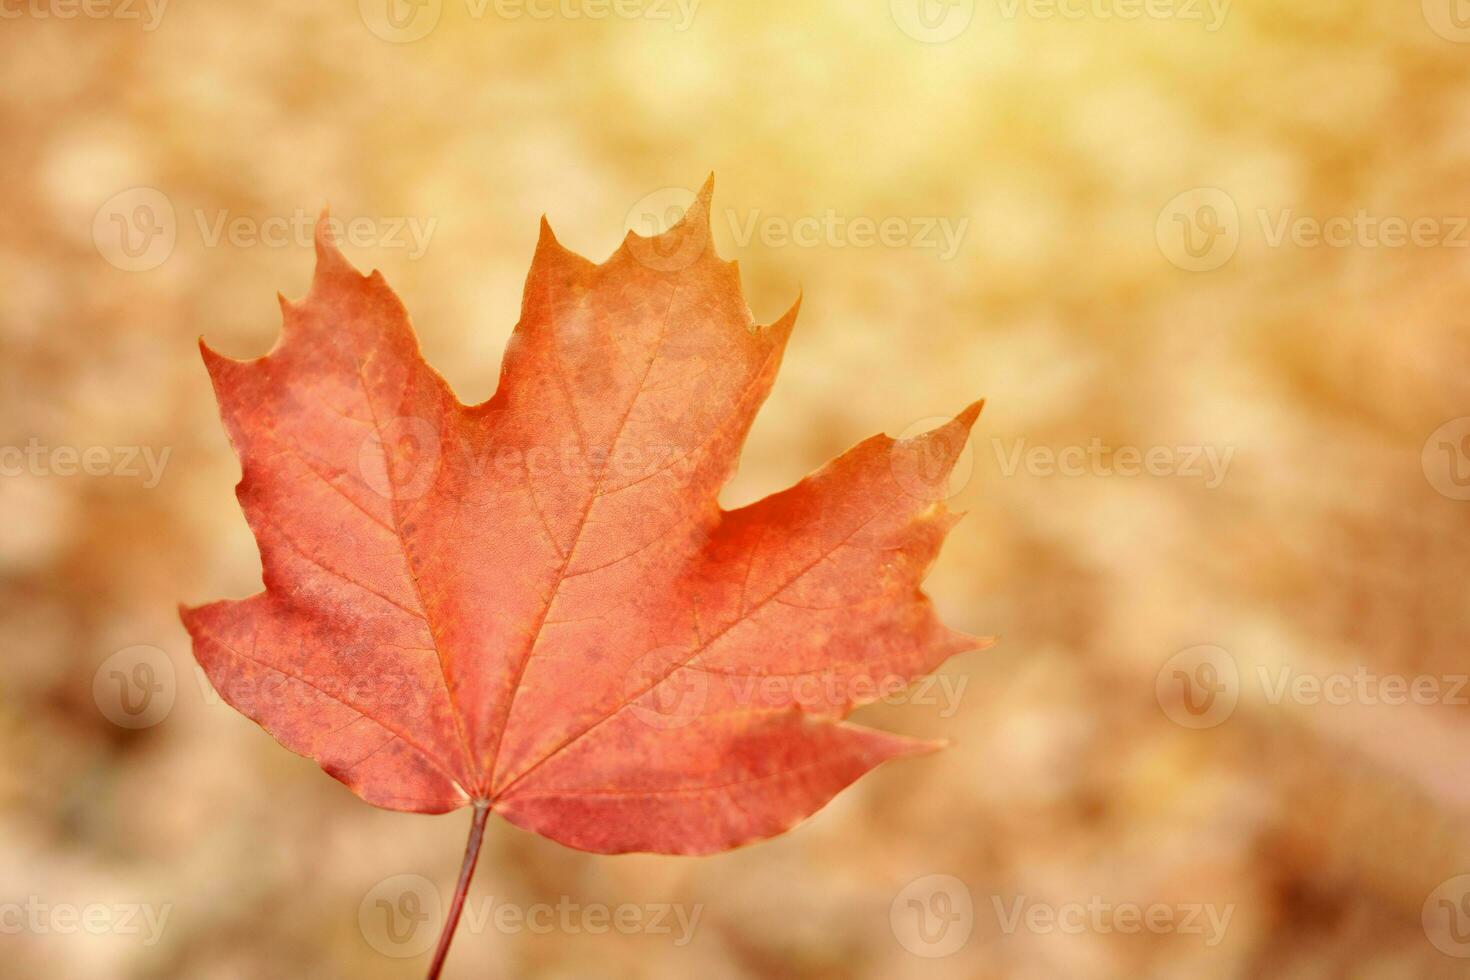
3,1,1470,977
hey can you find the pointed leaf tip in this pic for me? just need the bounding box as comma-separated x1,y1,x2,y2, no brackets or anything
763,291,803,343
535,215,568,259
955,399,985,433
311,209,356,278
681,174,715,229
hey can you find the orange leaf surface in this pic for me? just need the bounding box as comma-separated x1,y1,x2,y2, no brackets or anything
182,178,987,855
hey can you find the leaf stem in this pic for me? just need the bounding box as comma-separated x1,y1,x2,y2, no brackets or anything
426,800,491,980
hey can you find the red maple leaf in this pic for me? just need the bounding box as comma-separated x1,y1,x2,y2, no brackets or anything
182,177,987,975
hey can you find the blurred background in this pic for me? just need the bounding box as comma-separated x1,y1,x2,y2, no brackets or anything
4,0,1470,976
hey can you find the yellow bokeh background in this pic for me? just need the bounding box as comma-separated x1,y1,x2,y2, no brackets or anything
4,0,1470,976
